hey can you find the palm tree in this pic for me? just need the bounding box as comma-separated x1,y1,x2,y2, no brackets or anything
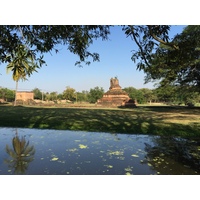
6,45,38,106
4,129,35,174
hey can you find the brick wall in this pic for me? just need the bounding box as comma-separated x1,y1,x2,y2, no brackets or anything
16,91,34,101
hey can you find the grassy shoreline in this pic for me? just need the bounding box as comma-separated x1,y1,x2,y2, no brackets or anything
0,104,200,137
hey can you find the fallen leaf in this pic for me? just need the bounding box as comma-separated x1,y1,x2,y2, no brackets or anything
108,150,123,156
51,157,59,161
79,144,88,149
131,154,139,158
104,165,113,169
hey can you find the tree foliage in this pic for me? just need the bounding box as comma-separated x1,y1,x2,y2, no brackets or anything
32,88,42,100
6,44,39,105
0,25,177,68
123,87,138,100
0,25,111,67
0,87,15,101
123,87,156,104
154,83,200,105
122,25,173,69
6,45,38,81
62,86,76,101
77,90,89,102
143,25,200,92
88,86,104,103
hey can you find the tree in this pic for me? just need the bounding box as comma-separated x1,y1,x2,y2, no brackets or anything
154,84,177,103
76,90,89,103
57,93,64,101
0,87,15,102
49,92,58,101
134,90,145,104
143,25,200,93
123,87,155,104
122,25,174,70
123,87,138,100
153,83,200,105
88,86,104,103
139,88,154,104
0,25,111,67
32,88,42,100
63,86,76,102
1,25,176,68
6,45,39,106
44,92,50,101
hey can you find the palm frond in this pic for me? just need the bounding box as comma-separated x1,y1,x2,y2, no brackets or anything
6,44,38,83
5,144,17,158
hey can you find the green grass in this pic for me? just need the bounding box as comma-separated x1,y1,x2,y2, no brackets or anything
0,105,200,137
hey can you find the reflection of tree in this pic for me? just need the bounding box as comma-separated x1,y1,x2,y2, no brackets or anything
143,136,200,175
4,129,35,174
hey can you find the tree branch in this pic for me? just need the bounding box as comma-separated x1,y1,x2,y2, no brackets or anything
18,26,37,61
128,26,151,67
147,25,179,50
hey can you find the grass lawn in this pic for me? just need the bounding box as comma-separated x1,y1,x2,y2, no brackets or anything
0,104,200,137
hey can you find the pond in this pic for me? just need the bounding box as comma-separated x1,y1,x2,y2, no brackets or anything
0,127,200,175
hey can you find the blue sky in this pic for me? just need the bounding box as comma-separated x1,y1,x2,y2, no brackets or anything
0,25,186,94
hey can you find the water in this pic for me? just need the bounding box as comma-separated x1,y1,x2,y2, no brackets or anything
0,127,199,175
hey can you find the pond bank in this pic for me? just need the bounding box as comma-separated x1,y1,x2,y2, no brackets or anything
0,105,200,137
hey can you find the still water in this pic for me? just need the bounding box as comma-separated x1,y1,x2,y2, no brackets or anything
0,128,199,175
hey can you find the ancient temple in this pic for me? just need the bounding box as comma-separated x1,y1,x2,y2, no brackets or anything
97,77,130,107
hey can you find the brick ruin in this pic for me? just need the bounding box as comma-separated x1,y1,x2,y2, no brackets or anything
97,77,136,107
16,91,34,101
15,91,35,105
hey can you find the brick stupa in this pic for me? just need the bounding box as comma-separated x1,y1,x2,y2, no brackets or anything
97,77,130,107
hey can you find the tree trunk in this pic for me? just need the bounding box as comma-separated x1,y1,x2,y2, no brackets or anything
14,81,18,106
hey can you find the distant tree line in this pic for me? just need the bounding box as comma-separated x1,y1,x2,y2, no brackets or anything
32,86,105,104
123,86,200,105
1,85,200,106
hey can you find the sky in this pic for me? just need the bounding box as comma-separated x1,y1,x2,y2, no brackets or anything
0,25,186,94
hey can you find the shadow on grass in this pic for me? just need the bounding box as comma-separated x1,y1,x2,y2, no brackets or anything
0,105,200,137
137,105,200,115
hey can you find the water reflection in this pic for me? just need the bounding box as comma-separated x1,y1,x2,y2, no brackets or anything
4,129,35,174
0,128,199,175
143,136,200,175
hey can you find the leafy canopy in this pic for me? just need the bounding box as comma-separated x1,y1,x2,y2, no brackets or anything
6,44,39,82
0,25,111,67
63,86,76,101
143,25,200,92
88,86,104,103
1,25,175,68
